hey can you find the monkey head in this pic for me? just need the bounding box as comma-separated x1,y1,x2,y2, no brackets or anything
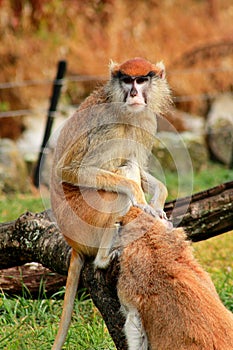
107,57,171,115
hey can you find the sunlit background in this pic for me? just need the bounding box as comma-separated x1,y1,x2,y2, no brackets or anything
0,2,232,349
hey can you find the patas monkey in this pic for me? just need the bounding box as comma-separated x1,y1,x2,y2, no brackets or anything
115,207,233,350
50,57,171,349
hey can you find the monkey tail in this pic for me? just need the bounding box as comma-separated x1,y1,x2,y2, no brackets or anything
52,249,84,350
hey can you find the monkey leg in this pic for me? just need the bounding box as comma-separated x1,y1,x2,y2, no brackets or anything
57,166,147,206
52,250,84,350
124,307,148,350
59,166,165,219
141,170,168,219
93,224,120,269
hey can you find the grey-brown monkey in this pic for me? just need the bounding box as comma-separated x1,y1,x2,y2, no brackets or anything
50,57,172,349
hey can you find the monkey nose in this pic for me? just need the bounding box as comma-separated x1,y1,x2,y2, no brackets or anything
130,87,138,97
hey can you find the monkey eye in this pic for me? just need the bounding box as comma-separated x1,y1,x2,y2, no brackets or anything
120,75,150,85
135,76,149,84
121,76,134,84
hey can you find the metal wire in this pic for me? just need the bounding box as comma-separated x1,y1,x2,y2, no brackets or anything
0,67,232,118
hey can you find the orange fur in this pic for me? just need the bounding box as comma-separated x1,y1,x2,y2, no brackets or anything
111,57,159,77
117,207,233,350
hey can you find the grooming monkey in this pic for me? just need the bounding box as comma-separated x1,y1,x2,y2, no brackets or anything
115,207,233,350
50,57,171,349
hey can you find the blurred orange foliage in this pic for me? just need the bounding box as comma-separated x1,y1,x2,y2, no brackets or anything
0,0,232,115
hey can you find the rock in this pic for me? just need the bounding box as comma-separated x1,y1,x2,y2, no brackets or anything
152,131,208,173
157,109,204,134
17,105,70,163
16,107,69,187
206,93,233,166
0,138,29,194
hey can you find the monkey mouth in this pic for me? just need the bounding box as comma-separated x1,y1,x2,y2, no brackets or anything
127,95,147,106
128,102,146,108
128,99,146,106
129,101,146,105
126,102,147,113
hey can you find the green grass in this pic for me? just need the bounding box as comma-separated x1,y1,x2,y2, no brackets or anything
0,161,232,349
164,161,233,200
0,290,115,349
0,194,115,349
194,233,233,312
0,194,45,222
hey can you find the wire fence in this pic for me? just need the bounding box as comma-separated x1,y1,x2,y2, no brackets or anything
0,65,232,119
1,61,233,181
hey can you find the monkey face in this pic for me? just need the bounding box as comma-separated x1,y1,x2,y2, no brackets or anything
120,74,153,112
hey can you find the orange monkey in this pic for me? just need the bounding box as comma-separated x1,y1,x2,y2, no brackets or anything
116,207,233,350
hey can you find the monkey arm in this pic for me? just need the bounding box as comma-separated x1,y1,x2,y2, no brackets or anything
56,165,147,206
141,170,168,214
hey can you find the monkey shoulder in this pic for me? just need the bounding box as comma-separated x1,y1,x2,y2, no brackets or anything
78,85,109,111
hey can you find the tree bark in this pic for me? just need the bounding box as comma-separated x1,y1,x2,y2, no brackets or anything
0,264,66,297
0,181,233,349
0,210,70,273
165,180,233,241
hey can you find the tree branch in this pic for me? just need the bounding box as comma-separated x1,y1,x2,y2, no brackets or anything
165,181,233,241
0,210,70,273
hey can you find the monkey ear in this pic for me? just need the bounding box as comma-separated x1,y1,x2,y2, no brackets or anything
155,61,166,79
109,59,120,77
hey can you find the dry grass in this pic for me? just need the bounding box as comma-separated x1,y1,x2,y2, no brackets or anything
0,0,232,114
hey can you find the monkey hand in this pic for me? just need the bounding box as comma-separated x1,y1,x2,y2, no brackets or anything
108,248,121,263
148,200,171,221
133,203,161,218
155,208,168,220
134,203,173,228
157,209,173,229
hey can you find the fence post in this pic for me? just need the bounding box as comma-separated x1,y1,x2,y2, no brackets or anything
33,60,67,187
230,138,233,169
